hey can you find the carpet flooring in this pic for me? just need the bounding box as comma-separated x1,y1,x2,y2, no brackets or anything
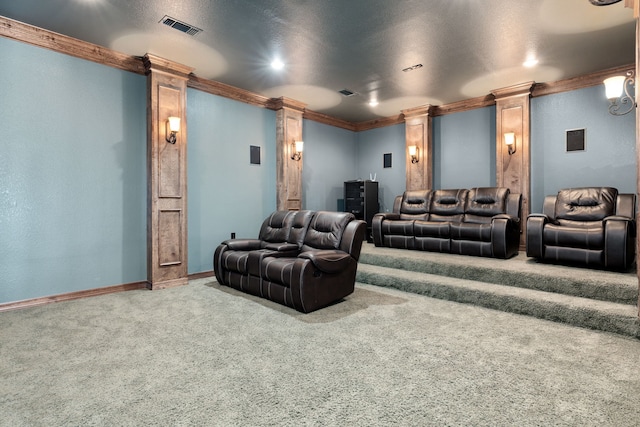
2,277,640,426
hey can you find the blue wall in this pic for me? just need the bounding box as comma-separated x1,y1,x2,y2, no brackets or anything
187,89,277,274
2,36,637,304
302,120,358,212
0,38,147,304
356,124,406,212
530,86,636,212
433,106,497,190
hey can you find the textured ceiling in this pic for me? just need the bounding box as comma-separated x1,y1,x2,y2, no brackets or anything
0,0,635,122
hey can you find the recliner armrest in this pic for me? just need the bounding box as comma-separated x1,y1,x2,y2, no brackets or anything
299,250,352,273
224,239,263,251
374,212,401,221
604,215,635,222
528,213,558,225
492,213,519,223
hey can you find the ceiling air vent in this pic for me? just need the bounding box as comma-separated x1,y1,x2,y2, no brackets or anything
160,15,202,36
339,89,357,97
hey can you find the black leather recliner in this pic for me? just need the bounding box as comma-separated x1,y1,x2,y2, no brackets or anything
526,187,636,270
214,210,366,313
372,187,522,259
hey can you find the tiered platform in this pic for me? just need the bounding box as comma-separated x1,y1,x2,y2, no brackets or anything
356,243,640,338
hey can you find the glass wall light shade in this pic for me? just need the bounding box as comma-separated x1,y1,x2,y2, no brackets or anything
504,132,516,155
291,140,303,161
166,116,180,144
603,71,635,116
604,76,626,100
408,145,419,164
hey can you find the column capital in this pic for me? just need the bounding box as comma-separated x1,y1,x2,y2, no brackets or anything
402,104,434,120
491,82,535,101
268,97,307,113
143,53,195,79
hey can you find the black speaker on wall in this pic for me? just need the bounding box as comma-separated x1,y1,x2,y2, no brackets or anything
250,145,261,164
566,129,586,152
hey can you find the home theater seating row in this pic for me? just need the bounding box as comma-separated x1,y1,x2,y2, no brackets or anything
526,187,636,270
213,210,366,313
372,187,522,259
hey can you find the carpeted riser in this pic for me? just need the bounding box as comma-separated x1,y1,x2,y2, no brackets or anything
359,252,637,305
356,269,640,338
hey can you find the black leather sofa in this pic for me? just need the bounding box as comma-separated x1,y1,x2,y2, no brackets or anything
214,210,366,313
526,187,636,270
372,187,522,258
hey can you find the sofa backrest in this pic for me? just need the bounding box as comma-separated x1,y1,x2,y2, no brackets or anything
287,210,314,247
554,187,618,224
302,211,355,252
429,189,468,222
258,211,294,243
399,189,431,220
464,187,509,224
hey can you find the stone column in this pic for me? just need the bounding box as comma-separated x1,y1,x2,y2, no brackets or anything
402,104,434,191
144,54,194,289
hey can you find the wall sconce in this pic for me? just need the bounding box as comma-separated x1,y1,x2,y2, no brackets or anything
408,145,419,164
504,132,516,155
603,70,635,116
291,140,303,161
166,116,180,144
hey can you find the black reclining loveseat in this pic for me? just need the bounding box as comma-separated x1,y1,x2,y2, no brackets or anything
213,210,366,313
526,187,636,270
372,187,522,259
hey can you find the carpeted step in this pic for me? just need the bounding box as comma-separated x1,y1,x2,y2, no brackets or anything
356,263,640,338
358,243,638,305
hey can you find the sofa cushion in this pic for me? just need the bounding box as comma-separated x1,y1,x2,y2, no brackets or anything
555,187,617,222
261,257,296,287
287,210,314,247
302,211,354,251
451,222,492,242
259,211,294,244
382,219,414,236
399,189,431,220
464,187,509,223
543,223,605,250
414,220,450,238
219,250,250,274
429,189,468,222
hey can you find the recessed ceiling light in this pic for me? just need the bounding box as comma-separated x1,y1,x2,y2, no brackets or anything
368,100,379,107
271,58,284,70
523,58,539,68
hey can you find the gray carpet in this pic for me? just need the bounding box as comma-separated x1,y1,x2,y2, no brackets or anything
2,278,640,426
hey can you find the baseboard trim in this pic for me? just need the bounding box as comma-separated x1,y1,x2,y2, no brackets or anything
0,281,148,313
188,270,215,280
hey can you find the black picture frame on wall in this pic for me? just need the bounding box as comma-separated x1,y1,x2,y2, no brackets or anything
250,145,261,164
383,153,392,168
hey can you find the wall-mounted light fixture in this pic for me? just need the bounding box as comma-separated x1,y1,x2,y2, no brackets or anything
603,70,636,116
291,140,303,161
504,132,516,155
408,145,419,164
166,116,180,144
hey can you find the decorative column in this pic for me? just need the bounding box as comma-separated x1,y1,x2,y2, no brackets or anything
402,104,434,191
144,54,194,290
491,82,534,248
273,97,306,211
